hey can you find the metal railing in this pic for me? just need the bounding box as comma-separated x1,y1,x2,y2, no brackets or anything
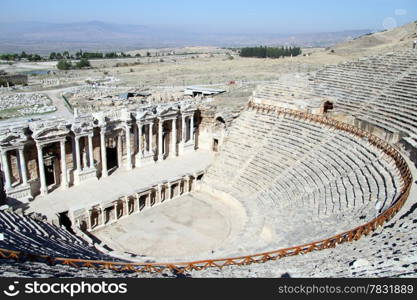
0,102,413,274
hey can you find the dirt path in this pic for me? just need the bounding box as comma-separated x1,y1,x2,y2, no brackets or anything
43,87,74,118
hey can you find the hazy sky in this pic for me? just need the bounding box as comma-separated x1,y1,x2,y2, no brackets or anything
1,0,416,33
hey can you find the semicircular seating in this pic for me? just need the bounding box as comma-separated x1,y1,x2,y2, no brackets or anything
203,108,403,256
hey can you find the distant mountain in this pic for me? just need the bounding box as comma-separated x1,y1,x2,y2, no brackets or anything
0,21,159,52
0,21,372,54
0,21,151,41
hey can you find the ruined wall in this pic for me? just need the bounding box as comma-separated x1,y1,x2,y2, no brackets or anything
9,151,19,184
27,148,39,182
197,107,216,151
354,118,403,145
9,145,40,184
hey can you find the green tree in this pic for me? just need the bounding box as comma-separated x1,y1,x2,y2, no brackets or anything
75,50,83,59
76,58,91,69
0,53,18,61
28,54,42,61
239,46,301,59
105,52,118,59
57,59,73,70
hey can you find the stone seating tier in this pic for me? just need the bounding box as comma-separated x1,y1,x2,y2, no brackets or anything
203,109,401,254
0,211,111,260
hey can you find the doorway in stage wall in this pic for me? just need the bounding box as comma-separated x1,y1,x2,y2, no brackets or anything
106,147,118,173
42,144,62,191
139,194,147,211
44,163,55,186
213,139,219,152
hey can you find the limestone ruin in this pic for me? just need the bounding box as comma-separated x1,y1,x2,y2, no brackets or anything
0,48,416,279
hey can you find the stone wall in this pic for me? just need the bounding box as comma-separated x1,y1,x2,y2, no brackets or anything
197,107,216,151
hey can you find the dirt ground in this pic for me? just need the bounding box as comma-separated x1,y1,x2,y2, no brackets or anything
1,47,350,90
2,20,415,114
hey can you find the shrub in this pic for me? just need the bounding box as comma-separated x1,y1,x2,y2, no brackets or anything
57,60,73,70
76,58,91,68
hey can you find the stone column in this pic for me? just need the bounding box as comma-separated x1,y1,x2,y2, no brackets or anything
36,144,48,195
168,182,173,199
133,123,138,154
180,114,186,155
1,150,12,191
87,210,92,231
125,124,132,170
185,176,190,193
82,138,88,170
138,122,142,156
158,118,163,161
124,196,130,215
190,113,195,143
171,118,177,158
100,129,108,178
100,207,106,225
145,193,151,207
157,184,162,204
114,202,118,220
74,136,82,173
117,134,122,168
190,175,195,192
149,122,153,155
135,193,140,212
18,146,28,186
60,140,68,189
88,134,94,169
136,122,142,166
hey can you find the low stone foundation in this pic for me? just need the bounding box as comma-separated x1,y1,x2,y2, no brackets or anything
71,171,205,232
